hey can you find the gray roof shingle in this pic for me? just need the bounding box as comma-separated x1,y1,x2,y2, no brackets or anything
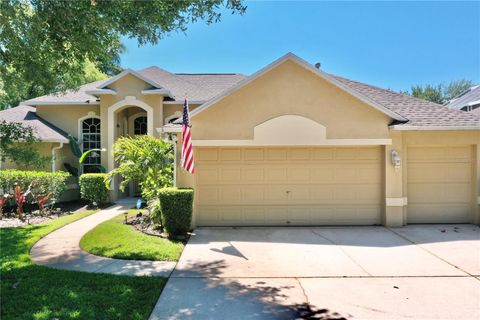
331,75,480,128
0,105,69,142
21,63,480,129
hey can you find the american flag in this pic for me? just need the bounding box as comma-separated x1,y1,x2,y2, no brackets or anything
181,99,195,174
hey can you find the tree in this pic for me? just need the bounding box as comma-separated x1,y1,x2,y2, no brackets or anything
404,79,474,105
410,84,444,104
0,120,51,169
443,79,473,102
106,135,173,201
0,0,246,110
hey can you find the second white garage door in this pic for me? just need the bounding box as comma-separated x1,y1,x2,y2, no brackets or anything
195,147,383,226
407,146,473,223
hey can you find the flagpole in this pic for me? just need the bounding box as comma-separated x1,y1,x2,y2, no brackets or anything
173,136,177,187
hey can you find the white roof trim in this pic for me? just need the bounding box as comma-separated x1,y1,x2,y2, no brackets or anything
141,89,173,98
99,69,163,89
190,52,407,121
163,100,206,105
42,137,69,143
390,125,480,131
85,89,117,96
23,101,99,106
467,100,480,106
157,125,182,133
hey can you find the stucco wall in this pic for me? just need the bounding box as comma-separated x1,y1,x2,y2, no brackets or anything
1,142,53,171
36,105,100,139
191,60,392,141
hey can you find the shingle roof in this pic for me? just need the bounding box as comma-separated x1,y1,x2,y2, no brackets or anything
446,85,480,110
0,105,69,142
21,59,480,129
24,80,104,105
331,75,480,128
472,107,480,117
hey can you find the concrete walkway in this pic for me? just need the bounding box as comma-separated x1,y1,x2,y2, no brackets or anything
30,201,176,277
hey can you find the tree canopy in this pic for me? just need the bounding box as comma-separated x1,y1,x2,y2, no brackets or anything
0,0,246,109
403,79,473,105
0,120,51,169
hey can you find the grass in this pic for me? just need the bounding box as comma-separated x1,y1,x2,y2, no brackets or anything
0,210,166,320
80,209,185,261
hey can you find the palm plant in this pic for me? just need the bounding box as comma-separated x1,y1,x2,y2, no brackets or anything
106,135,174,201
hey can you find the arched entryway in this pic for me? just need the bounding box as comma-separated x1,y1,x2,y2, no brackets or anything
107,97,154,199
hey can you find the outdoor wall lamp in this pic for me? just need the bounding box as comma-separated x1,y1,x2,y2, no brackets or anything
391,150,401,169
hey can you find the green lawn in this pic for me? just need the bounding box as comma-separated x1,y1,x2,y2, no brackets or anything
80,210,185,261
0,210,166,320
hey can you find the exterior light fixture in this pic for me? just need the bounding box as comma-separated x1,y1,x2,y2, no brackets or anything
391,150,401,169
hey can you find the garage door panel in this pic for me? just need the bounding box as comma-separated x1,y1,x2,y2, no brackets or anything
219,207,243,223
265,167,288,181
197,148,218,161
408,205,471,223
265,186,288,202
220,148,241,161
267,149,287,161
407,146,473,224
197,167,219,184
288,167,310,182
408,183,471,203
197,187,219,203
220,187,242,204
243,168,264,182
244,148,264,161
196,147,382,226
220,167,242,181
243,187,265,203
310,168,335,182
408,163,470,182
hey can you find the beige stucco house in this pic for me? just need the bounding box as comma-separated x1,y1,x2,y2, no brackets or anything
1,53,479,227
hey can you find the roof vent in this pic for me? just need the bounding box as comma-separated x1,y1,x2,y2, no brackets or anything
314,62,321,69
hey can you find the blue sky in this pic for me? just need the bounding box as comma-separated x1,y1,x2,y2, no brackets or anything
120,1,480,92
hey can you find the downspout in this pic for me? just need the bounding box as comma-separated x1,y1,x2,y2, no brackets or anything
51,142,64,172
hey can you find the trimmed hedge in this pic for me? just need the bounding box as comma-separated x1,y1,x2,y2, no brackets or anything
79,173,109,205
158,188,194,236
0,169,69,204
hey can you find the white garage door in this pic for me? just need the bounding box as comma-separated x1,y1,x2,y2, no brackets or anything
195,147,382,226
407,146,473,223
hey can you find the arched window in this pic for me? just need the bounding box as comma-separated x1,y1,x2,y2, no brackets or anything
134,116,148,135
81,117,101,173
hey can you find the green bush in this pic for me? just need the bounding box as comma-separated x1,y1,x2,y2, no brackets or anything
79,173,109,205
148,197,163,225
158,188,194,236
0,169,69,204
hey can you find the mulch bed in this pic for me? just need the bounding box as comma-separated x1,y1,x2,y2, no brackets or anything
0,200,112,228
126,215,189,241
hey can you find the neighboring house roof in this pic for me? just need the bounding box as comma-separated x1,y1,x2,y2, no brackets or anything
472,107,480,117
446,85,480,110
20,52,480,130
0,105,69,143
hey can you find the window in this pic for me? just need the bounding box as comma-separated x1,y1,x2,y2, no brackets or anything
134,116,148,135
81,117,101,173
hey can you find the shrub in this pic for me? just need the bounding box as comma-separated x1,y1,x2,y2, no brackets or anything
106,135,173,201
148,197,163,225
79,173,108,205
0,170,69,206
158,188,194,236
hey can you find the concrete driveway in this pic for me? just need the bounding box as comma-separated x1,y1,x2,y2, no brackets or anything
150,225,480,320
